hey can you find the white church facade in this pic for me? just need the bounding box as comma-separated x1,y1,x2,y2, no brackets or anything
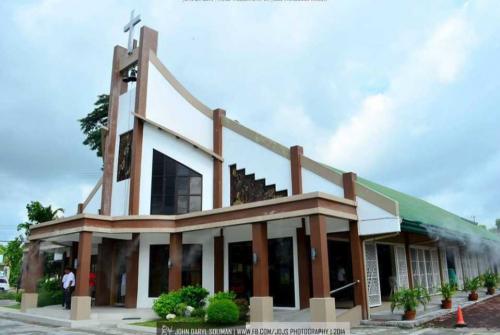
21,25,499,323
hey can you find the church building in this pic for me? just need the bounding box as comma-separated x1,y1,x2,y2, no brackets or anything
21,24,499,324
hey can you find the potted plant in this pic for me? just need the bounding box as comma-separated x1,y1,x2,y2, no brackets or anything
464,277,481,301
390,287,431,320
439,283,456,309
483,271,499,295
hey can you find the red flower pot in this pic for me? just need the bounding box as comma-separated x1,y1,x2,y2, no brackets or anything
468,292,478,301
441,299,452,309
403,310,416,320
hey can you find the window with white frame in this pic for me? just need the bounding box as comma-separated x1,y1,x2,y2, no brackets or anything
410,247,441,293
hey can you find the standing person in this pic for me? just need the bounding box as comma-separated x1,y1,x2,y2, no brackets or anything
62,267,75,310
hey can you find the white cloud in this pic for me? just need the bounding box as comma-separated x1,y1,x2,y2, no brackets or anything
318,4,476,172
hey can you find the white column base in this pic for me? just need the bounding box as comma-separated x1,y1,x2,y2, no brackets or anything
20,293,38,312
250,296,273,322
70,296,91,320
310,297,336,323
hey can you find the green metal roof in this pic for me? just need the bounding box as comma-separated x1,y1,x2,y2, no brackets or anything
356,177,500,243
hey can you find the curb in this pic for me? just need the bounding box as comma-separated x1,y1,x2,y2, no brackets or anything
118,323,157,334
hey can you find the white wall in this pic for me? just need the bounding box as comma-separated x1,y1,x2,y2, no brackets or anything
137,230,218,308
139,123,214,214
357,197,400,235
222,128,292,207
146,61,213,150
301,168,344,197
111,87,136,216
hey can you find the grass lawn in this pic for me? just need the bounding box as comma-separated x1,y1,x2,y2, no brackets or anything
132,317,246,329
4,303,21,310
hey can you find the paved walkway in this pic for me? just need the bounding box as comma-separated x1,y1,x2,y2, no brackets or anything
0,317,146,335
426,295,500,329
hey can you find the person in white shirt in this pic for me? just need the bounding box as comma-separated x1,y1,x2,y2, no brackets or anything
61,267,75,309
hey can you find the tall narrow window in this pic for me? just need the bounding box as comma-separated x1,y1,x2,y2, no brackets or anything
150,150,202,215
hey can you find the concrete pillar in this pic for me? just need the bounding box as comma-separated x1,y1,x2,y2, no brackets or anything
343,172,369,319
21,241,43,312
71,231,92,320
297,224,311,309
125,233,140,308
169,232,183,291
214,234,224,293
404,233,414,289
309,214,335,322
250,222,273,322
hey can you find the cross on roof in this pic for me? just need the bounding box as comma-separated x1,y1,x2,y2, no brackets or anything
123,10,141,54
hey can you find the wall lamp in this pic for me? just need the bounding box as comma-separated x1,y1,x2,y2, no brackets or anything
252,252,258,265
311,248,317,261
167,259,172,269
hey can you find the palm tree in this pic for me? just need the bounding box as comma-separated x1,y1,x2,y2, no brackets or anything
17,201,64,236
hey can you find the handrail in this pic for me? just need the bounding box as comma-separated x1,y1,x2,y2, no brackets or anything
330,280,360,295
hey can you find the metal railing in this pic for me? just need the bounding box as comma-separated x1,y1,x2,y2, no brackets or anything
330,279,360,295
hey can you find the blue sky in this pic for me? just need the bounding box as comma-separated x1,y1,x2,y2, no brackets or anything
0,0,499,240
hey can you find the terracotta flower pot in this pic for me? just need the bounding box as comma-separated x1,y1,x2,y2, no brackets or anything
468,291,478,301
487,287,495,295
441,299,452,309
403,310,416,320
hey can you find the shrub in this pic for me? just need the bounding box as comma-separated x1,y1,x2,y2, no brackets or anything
390,287,431,313
179,286,209,309
37,276,62,307
153,291,183,319
191,307,206,318
208,291,236,304
206,299,239,325
0,291,20,301
483,271,499,289
175,302,188,316
439,283,456,300
464,277,482,293
234,298,249,321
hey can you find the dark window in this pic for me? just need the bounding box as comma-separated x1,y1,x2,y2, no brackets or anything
228,237,295,307
150,150,202,214
148,244,203,297
117,130,133,181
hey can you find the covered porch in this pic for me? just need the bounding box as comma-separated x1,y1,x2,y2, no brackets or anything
22,192,367,323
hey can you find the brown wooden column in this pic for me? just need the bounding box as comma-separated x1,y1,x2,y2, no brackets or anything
290,145,303,195
23,241,43,293
74,231,92,297
125,233,140,308
296,224,311,308
213,109,225,209
309,214,330,297
343,172,369,319
214,234,224,293
95,238,113,306
404,233,414,289
252,222,269,297
101,45,127,215
169,233,183,291
129,26,159,215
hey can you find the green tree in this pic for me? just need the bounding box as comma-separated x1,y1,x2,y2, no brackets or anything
79,94,109,157
17,201,64,236
3,237,23,287
496,219,500,232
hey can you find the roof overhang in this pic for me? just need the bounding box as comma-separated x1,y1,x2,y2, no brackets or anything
29,192,357,241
